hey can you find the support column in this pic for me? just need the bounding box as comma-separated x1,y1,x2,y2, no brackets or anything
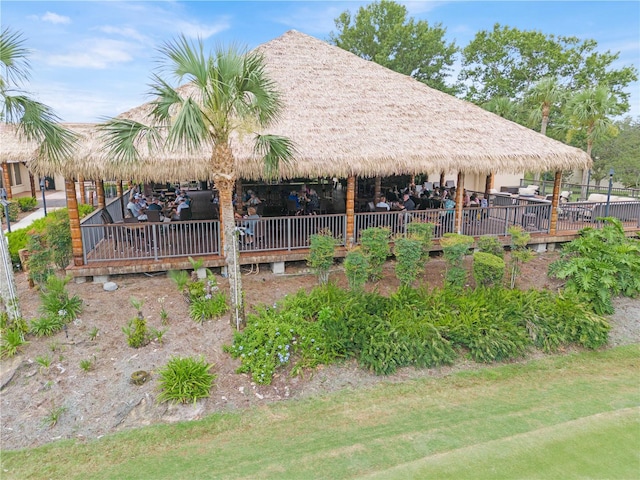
549,170,562,235
1,163,13,199
374,176,381,204
78,176,86,204
346,175,356,246
439,171,445,189
235,178,243,215
65,178,84,267
117,181,124,217
454,172,465,234
484,172,494,198
96,180,105,210
29,170,36,198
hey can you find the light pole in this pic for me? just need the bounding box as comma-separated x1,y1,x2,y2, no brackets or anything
605,168,614,217
40,178,48,216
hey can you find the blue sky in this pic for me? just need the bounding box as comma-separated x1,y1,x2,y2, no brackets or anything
3,1,639,122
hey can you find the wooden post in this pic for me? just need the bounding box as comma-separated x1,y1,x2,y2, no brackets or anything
117,181,124,217
439,171,445,189
96,180,105,210
1,163,13,199
374,176,381,204
454,172,465,234
65,178,84,267
484,172,494,198
346,175,356,246
549,170,562,235
78,176,86,204
29,170,36,198
235,178,243,215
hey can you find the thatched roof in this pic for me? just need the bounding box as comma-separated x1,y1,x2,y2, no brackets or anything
24,30,591,181
0,124,38,163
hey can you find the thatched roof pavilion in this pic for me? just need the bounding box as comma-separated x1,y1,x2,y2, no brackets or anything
22,30,590,182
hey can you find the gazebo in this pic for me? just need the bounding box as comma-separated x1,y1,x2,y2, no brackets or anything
21,31,593,272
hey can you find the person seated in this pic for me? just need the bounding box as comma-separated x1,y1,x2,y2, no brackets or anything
376,196,390,211
305,189,320,214
173,198,190,220
126,197,147,220
402,193,416,211
147,197,163,211
244,191,262,207
469,194,480,207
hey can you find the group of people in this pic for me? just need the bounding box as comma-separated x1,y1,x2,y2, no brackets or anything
126,187,192,222
287,185,320,215
372,185,489,217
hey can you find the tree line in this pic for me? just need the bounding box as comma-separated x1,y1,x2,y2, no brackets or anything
329,0,639,188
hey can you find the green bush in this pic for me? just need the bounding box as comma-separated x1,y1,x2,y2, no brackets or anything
393,237,423,287
0,202,19,222
549,218,640,315
507,226,533,289
343,248,369,291
406,222,434,259
5,229,28,268
78,204,95,218
477,236,504,258
360,227,391,280
26,233,54,285
157,356,216,405
0,327,28,358
473,251,505,288
39,275,83,321
189,292,229,323
122,316,149,348
440,233,474,289
308,231,337,284
16,197,37,212
30,315,65,337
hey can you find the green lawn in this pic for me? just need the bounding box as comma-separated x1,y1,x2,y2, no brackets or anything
3,345,639,480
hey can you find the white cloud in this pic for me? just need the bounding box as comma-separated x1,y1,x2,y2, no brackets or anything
272,5,347,35
46,39,137,69
96,26,150,44
175,19,231,39
41,12,71,25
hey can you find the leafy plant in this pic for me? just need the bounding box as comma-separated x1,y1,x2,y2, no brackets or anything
168,270,190,292
158,297,169,325
79,358,94,372
157,356,216,405
36,354,53,371
25,232,54,285
549,218,640,314
440,233,474,289
45,210,72,269
16,196,37,212
406,222,434,260
0,327,28,358
42,404,67,428
30,315,64,337
360,227,391,280
39,275,83,321
150,327,168,344
123,298,149,348
477,235,504,258
0,201,19,222
473,251,505,288
343,248,369,291
307,231,337,284
188,293,228,323
507,226,533,289
88,326,99,341
393,237,423,287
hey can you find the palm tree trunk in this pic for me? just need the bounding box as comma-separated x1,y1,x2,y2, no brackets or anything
214,144,245,330
580,128,594,200
533,110,550,183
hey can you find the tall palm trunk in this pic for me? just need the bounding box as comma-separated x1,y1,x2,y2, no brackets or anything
214,144,245,329
533,104,551,183
580,125,594,200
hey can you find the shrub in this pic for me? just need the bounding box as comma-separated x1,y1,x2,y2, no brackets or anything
16,197,37,212
39,275,83,321
6,229,29,268
343,248,369,291
549,218,640,315
189,292,228,322
45,211,72,269
168,270,190,292
0,201,19,222
360,227,391,280
157,356,216,405
122,316,149,348
473,251,505,288
77,204,95,218
25,232,53,285
507,226,533,289
30,315,65,337
440,233,474,289
0,327,28,358
307,231,337,284
477,236,504,259
406,222,434,259
393,237,423,287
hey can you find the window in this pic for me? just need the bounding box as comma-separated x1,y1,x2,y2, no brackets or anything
12,163,22,186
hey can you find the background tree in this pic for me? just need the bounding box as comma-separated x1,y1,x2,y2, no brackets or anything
329,0,458,94
566,86,620,199
593,117,640,189
481,96,521,122
101,37,295,330
460,24,637,113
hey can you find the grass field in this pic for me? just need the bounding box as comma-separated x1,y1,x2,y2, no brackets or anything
2,345,639,480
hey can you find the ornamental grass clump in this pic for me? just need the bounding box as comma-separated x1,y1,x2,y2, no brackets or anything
157,356,216,405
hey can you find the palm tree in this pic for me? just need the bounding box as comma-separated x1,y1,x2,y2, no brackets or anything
1,28,77,321
566,86,619,199
481,96,520,122
1,28,76,167
524,77,565,182
100,36,295,329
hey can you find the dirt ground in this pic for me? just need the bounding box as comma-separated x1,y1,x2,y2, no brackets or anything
1,251,639,451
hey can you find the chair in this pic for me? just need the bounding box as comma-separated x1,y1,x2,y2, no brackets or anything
375,206,389,212
179,207,192,221
146,210,162,222
286,199,299,216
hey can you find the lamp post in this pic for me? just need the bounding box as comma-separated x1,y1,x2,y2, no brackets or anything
605,168,614,217
0,188,10,233
40,178,48,217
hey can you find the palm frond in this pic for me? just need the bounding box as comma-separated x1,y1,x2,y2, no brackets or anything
253,134,297,180
166,98,208,152
158,35,209,88
0,27,31,88
98,119,163,164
